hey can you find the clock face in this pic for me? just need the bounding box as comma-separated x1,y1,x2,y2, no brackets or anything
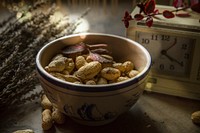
136,31,195,76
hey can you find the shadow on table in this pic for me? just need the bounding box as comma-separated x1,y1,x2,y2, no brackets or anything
44,103,161,133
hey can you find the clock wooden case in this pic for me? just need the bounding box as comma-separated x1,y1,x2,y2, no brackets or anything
126,5,200,100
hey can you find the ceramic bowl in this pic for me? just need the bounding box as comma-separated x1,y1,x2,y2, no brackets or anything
36,33,151,126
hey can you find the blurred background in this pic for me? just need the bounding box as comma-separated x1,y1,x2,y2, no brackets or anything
0,0,172,36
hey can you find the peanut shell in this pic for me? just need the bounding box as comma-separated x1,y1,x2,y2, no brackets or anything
75,61,102,80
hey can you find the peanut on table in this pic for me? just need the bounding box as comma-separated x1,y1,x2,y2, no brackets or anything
41,94,66,130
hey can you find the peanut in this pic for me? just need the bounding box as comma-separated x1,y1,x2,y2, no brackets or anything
113,63,125,72
61,69,70,75
49,72,66,81
128,70,139,78
123,61,134,73
75,56,87,69
64,58,75,74
75,61,102,80
100,67,121,81
41,94,52,110
45,57,67,72
42,109,53,130
191,111,200,125
117,76,130,82
86,80,96,85
63,75,81,83
52,108,66,124
45,44,140,85
97,77,108,85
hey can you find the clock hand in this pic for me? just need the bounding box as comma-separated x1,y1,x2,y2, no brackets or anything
161,50,183,67
165,38,177,52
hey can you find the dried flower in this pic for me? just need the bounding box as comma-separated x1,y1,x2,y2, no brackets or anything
123,0,200,28
0,0,88,110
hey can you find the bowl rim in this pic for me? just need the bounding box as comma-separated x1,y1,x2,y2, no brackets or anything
36,33,151,92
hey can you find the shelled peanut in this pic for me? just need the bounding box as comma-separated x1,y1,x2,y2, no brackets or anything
44,43,140,85
41,94,66,130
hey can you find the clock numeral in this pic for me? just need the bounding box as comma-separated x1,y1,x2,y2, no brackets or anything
151,34,158,40
141,38,150,44
161,35,170,41
182,44,188,50
184,53,190,59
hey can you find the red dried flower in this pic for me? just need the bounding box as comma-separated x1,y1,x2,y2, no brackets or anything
191,3,200,13
144,0,156,14
176,13,191,17
122,0,200,28
173,0,184,8
137,2,146,14
163,10,175,18
146,17,153,27
134,14,144,21
122,11,133,28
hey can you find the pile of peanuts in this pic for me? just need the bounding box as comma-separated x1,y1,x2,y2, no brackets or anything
44,52,139,85
41,94,66,130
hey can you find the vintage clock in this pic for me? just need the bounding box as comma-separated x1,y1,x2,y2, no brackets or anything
126,5,200,100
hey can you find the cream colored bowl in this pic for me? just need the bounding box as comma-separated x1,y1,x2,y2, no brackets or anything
36,33,151,126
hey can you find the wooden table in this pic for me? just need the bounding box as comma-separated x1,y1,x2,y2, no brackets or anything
1,87,200,133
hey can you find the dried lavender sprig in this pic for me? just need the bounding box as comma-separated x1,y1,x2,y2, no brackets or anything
1,18,59,69
0,18,78,85
0,17,62,93
0,40,37,89
0,4,89,108
0,0,54,37
16,91,44,105
0,75,38,107
0,7,58,64
0,4,57,44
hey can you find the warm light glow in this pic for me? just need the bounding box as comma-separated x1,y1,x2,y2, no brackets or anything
74,18,90,33
70,14,90,33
